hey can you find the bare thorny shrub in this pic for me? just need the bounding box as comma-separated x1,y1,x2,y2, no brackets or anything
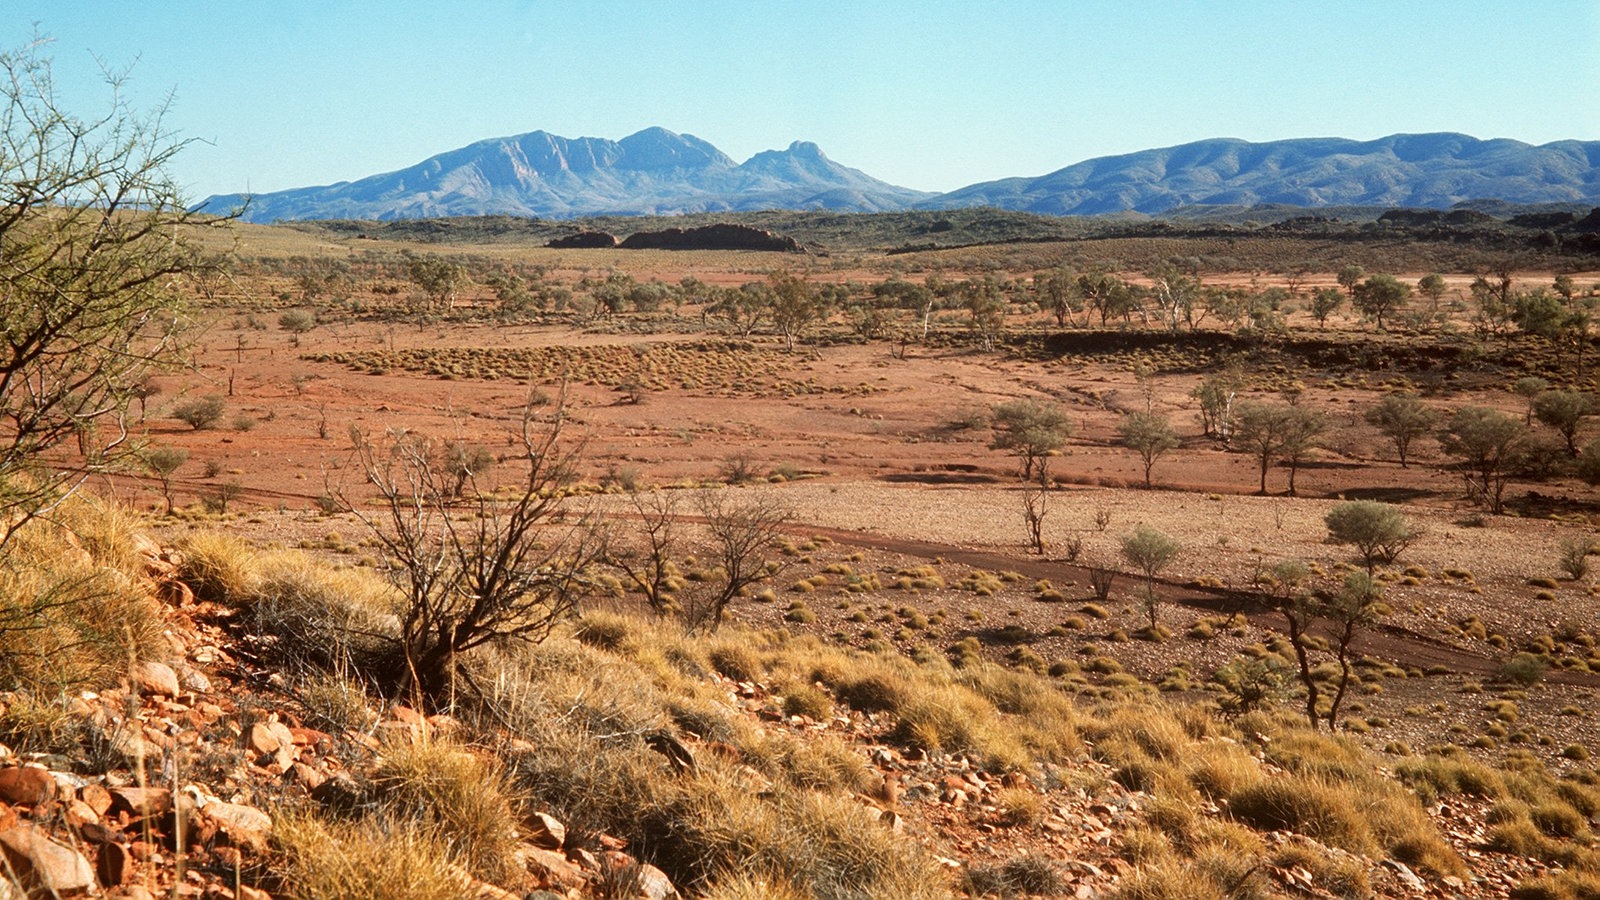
340,395,603,706
0,40,231,552
607,486,792,632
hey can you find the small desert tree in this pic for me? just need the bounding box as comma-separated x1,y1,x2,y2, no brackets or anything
990,398,1072,483
278,309,317,346
1417,273,1448,311
1533,390,1595,455
143,446,188,515
1440,406,1526,513
0,40,217,547
1365,393,1436,468
1322,572,1386,730
607,489,681,615
1309,287,1345,328
1324,500,1415,573
1512,376,1550,424
768,270,826,352
1579,438,1600,485
1118,411,1180,488
1231,402,1289,494
1192,371,1240,438
1336,265,1365,298
406,254,465,308
695,490,790,631
1265,559,1323,728
344,396,601,705
173,395,227,430
1121,525,1180,631
1352,274,1411,331
1277,405,1324,496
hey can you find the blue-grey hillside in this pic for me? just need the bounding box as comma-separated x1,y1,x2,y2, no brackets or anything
920,134,1600,215
200,127,935,222
199,131,1600,223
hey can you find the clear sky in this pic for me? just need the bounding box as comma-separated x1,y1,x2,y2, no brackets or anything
5,1,1597,200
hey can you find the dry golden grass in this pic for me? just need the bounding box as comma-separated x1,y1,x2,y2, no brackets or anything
0,496,169,693
371,735,523,884
271,812,466,900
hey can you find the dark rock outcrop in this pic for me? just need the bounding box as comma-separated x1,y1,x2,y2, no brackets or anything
547,231,618,249
618,224,800,252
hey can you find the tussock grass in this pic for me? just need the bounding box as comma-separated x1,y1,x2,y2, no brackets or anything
0,497,169,693
371,735,522,883
271,812,465,900
54,522,1497,894
178,531,262,602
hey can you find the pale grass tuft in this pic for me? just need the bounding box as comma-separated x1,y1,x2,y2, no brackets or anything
272,811,465,900
372,734,522,883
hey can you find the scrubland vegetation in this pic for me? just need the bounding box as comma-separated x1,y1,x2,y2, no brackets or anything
12,37,1600,900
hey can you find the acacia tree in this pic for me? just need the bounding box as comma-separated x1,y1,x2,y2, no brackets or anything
143,446,188,515
1322,572,1386,730
990,398,1072,483
1230,402,1289,494
1324,500,1415,573
1118,411,1180,488
694,490,790,632
1439,406,1526,513
1352,274,1411,331
608,489,681,615
1365,393,1436,467
768,270,826,351
0,40,218,548
1121,526,1180,631
1266,560,1322,728
1533,390,1595,455
1277,405,1324,496
344,397,602,705
1033,267,1082,327
1309,287,1344,327
406,254,465,308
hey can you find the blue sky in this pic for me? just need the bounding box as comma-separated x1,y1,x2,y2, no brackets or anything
6,2,1597,200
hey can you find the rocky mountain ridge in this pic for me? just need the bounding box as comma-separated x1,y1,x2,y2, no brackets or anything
199,129,1600,224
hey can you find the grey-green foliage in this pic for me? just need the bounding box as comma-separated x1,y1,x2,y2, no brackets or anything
990,398,1072,483
1117,411,1180,488
173,395,227,430
1439,406,1526,513
0,40,214,545
1324,501,1415,573
1364,393,1437,468
1121,525,1180,629
1532,390,1594,455
1352,274,1411,330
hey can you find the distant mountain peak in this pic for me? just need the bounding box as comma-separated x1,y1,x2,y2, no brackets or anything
197,130,1600,223
921,133,1600,215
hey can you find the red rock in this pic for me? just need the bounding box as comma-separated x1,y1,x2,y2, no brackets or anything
0,824,96,894
286,762,327,791
97,839,134,886
65,798,100,828
80,783,113,816
132,661,181,698
202,801,272,854
0,766,56,806
526,811,565,850
520,844,588,891
109,787,172,818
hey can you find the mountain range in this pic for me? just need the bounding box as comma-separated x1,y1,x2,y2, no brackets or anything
200,128,1600,223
